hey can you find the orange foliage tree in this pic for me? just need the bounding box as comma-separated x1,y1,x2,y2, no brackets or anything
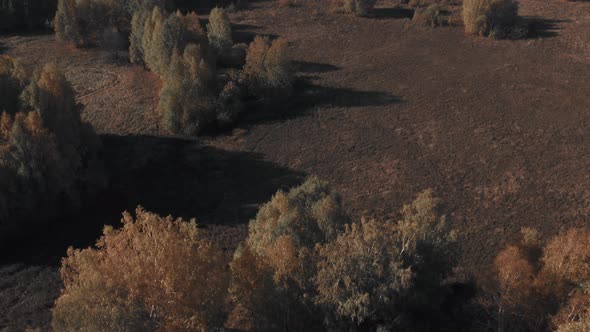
52,207,229,331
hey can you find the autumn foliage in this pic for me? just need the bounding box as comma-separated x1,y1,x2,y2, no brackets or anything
0,56,103,240
479,227,590,331
52,207,228,331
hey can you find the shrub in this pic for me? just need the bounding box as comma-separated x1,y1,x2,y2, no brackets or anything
207,7,233,51
343,0,377,16
543,228,590,285
52,207,229,331
0,58,104,240
462,0,526,38
413,4,448,27
314,189,456,329
242,36,293,99
0,0,57,31
216,80,243,126
557,312,590,332
227,177,349,330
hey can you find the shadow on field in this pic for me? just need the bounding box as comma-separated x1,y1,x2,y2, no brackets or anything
1,136,304,266
0,42,10,54
372,7,414,20
294,61,341,73
240,78,402,125
526,17,568,39
232,23,278,44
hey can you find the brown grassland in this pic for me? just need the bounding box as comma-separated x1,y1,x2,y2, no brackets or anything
1,0,590,329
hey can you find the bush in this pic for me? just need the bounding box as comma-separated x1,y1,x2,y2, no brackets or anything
242,36,293,99
227,177,349,330
52,207,229,331
314,189,456,330
462,0,527,38
413,4,448,27
0,58,104,240
0,0,57,31
207,7,233,51
216,80,243,126
542,228,590,285
343,0,377,16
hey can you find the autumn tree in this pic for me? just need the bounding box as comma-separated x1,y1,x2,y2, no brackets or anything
483,227,590,331
207,7,233,51
226,176,349,331
0,57,104,240
159,44,217,135
52,207,229,331
314,190,456,330
242,36,293,99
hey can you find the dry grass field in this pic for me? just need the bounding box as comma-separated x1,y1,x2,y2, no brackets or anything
1,0,590,329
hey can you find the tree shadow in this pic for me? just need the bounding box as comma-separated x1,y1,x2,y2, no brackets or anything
239,78,402,125
232,23,278,44
0,42,10,54
372,7,414,20
525,17,568,39
1,136,305,265
293,61,341,74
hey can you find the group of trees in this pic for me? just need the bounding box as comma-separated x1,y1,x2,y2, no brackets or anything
130,5,292,135
0,0,57,31
0,55,104,240
52,178,460,331
55,1,293,135
54,0,174,47
479,227,590,331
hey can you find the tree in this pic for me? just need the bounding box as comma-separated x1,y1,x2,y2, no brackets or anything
314,190,456,330
0,57,104,241
227,177,349,330
207,7,233,51
242,36,292,99
53,207,229,331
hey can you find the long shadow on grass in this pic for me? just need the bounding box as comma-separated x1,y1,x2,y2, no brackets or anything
0,42,11,54
240,77,402,125
526,17,569,39
232,23,278,44
1,137,304,265
372,7,414,20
